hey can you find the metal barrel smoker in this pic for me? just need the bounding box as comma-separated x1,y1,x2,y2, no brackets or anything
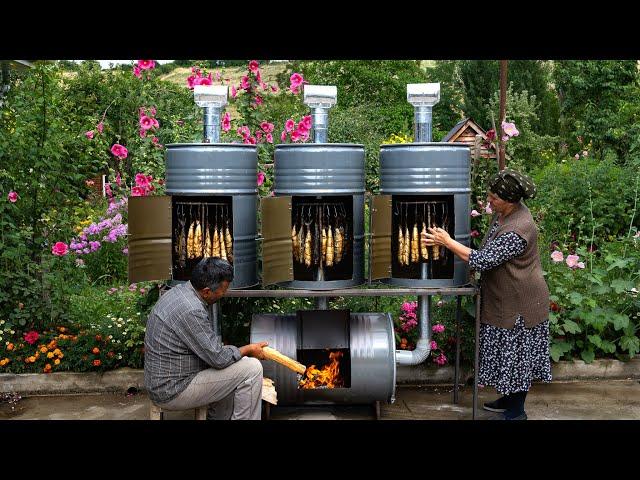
253,85,396,406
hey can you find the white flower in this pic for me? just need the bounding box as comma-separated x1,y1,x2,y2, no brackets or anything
117,354,122,360
0,320,5,324
118,318,123,322
108,335,113,339
0,336,3,342
10,330,14,334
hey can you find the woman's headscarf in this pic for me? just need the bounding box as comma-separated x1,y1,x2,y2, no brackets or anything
488,168,537,203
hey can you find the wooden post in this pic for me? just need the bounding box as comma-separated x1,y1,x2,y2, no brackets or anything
498,60,508,171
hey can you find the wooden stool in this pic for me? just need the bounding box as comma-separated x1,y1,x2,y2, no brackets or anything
150,402,208,420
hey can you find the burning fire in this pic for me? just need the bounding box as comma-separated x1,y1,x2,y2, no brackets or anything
299,350,344,389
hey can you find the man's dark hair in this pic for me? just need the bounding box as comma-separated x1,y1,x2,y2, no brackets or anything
191,257,234,291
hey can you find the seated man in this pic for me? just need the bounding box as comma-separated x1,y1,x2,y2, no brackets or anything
144,257,267,420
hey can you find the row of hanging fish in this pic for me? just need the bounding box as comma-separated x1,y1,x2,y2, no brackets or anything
291,204,349,268
174,203,233,267
395,201,449,266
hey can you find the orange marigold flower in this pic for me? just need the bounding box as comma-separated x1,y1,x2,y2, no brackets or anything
58,353,64,359
53,348,61,355
7,343,14,351
58,327,66,333
95,334,102,341
44,364,52,373
92,347,100,354
47,352,54,359
54,359,60,365
34,353,40,359
40,346,48,353
93,359,101,367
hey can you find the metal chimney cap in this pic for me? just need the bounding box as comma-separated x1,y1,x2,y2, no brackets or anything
407,83,440,107
194,85,228,108
303,85,337,108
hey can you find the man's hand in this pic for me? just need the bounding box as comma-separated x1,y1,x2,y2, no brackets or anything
239,341,269,360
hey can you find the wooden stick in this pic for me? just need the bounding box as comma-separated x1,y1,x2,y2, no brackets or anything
262,347,306,375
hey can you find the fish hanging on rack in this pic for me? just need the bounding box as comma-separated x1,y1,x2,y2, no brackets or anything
292,224,299,262
304,223,312,267
204,225,212,257
326,226,334,267
194,221,203,258
212,224,221,257
334,224,344,263
398,225,405,266
420,221,429,261
220,226,228,261
187,221,196,259
411,222,419,263
225,221,233,263
321,226,327,264
403,225,410,266
297,222,305,264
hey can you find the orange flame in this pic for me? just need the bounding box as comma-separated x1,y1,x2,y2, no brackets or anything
298,350,344,389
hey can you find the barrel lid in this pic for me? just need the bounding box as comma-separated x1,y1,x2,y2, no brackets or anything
380,142,470,149
166,143,257,150
275,143,364,149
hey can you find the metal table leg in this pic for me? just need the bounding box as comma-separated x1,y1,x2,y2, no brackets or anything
473,291,481,420
454,296,462,404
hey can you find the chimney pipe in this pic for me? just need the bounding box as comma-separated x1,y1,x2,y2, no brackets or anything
407,83,440,142
303,85,337,143
194,85,229,143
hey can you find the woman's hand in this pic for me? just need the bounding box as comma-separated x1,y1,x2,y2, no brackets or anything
422,227,452,249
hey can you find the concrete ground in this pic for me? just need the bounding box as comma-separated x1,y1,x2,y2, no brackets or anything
2,379,639,420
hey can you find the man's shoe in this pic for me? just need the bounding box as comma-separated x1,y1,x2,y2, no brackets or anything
483,396,509,413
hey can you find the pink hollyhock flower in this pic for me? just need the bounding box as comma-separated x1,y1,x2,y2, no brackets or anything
255,95,263,106
432,324,445,333
289,85,300,94
502,134,509,142
291,131,300,142
151,118,159,129
430,340,438,350
122,247,128,255
551,250,564,263
133,65,142,78
471,209,481,217
238,125,250,139
256,70,262,83
502,121,519,137
574,153,580,160
434,353,448,366
484,204,493,214
24,330,39,345
96,122,104,134
257,171,266,186
222,112,231,132
139,128,147,138
266,133,273,144
8,191,18,203
281,130,287,142
260,122,274,133
261,82,268,90
135,173,151,188
256,131,263,141
576,262,585,269
285,119,295,133
302,115,312,130
271,85,279,93
195,75,213,87
215,71,222,81
51,242,69,256
249,60,259,73
241,76,250,91
85,130,94,139
566,254,580,268
290,72,303,89
132,186,146,197
110,144,128,159
187,75,196,89
140,115,154,130
247,136,257,145
231,85,237,98
470,230,480,238
150,106,157,116
115,173,122,186
137,60,155,70
152,136,160,144
104,183,113,198
401,301,417,313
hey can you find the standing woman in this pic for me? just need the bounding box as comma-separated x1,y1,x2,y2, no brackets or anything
423,168,551,420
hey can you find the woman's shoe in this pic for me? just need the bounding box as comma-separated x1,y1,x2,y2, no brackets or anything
483,396,509,413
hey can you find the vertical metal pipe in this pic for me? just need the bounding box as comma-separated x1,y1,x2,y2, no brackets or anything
203,106,221,143
414,105,433,142
473,291,481,420
312,107,329,143
210,302,221,336
454,295,462,404
315,297,328,310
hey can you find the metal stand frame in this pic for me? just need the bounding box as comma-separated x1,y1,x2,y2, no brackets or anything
224,285,481,419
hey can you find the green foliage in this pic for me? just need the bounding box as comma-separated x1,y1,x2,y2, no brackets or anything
544,236,640,362
553,60,640,161
529,159,639,246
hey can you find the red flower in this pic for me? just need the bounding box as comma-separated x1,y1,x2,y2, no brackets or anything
24,330,39,345
93,359,101,367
